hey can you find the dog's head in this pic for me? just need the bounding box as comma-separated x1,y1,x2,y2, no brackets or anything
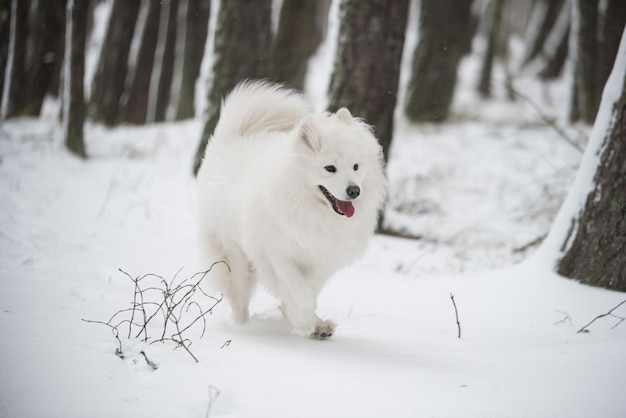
295,108,386,219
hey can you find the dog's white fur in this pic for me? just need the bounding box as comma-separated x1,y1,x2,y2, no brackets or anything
197,81,387,338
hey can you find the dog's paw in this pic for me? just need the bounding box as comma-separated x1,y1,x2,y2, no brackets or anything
310,320,336,340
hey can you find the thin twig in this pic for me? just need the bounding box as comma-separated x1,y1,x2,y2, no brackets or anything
577,299,626,333
554,310,572,326
82,318,124,357
84,263,227,363
508,83,585,153
450,293,462,339
206,385,221,418
140,351,159,370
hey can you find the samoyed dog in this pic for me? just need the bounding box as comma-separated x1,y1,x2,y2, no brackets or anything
197,81,387,339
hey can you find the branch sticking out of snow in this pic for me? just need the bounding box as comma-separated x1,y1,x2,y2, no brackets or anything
577,299,626,334
450,293,462,339
83,262,226,363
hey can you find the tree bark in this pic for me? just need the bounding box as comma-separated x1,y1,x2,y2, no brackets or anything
272,0,330,91
150,0,179,123
477,0,505,98
404,0,474,122
521,0,565,67
63,0,88,159
174,0,210,121
558,29,626,291
21,0,66,116
0,0,10,102
1,0,27,120
327,0,409,161
89,0,140,125
192,0,272,175
537,1,570,80
120,0,161,125
596,0,626,103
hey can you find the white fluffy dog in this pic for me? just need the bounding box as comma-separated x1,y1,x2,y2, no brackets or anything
197,81,387,339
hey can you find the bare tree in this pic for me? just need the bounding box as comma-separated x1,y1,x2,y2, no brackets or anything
537,0,570,80
569,0,625,123
327,0,409,160
0,0,9,102
404,0,474,122
557,29,626,291
174,0,211,120
89,0,141,125
521,0,565,67
22,0,66,116
272,0,330,91
477,0,506,98
192,0,273,175
62,0,88,158
149,0,179,123
1,0,27,119
120,0,162,125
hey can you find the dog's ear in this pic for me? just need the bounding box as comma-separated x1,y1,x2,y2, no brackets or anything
336,107,352,122
298,117,321,151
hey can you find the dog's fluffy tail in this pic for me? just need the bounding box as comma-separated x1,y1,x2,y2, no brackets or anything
214,80,310,139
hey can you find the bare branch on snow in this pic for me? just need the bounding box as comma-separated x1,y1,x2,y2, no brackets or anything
577,299,626,333
450,293,462,339
83,261,226,363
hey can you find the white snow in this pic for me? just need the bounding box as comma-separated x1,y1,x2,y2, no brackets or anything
1,14,625,418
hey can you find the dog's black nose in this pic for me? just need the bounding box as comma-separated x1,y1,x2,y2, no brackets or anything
346,185,360,199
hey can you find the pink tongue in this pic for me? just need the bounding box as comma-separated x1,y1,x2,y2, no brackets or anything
336,200,355,218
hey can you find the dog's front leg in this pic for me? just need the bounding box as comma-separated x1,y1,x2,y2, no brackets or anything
259,258,335,339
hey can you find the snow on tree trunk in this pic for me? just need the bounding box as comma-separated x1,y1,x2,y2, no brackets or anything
536,28,626,290
62,0,88,159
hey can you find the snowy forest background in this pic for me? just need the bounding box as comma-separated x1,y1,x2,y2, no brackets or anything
1,0,626,417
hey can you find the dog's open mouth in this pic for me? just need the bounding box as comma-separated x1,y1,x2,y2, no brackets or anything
318,185,355,218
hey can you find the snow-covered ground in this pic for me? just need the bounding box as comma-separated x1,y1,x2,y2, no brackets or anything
2,9,626,417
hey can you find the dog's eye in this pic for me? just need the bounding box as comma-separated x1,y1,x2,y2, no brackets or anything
353,164,359,171
324,165,336,173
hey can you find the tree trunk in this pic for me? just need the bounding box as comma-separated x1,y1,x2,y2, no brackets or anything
149,0,178,123
272,0,330,91
521,0,565,67
174,0,210,121
537,0,570,80
21,0,66,116
89,0,140,125
63,0,88,159
0,0,10,102
557,29,626,291
1,0,27,120
404,0,474,122
192,0,272,175
477,0,505,98
327,0,409,161
596,0,626,103
576,0,599,124
120,0,161,125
